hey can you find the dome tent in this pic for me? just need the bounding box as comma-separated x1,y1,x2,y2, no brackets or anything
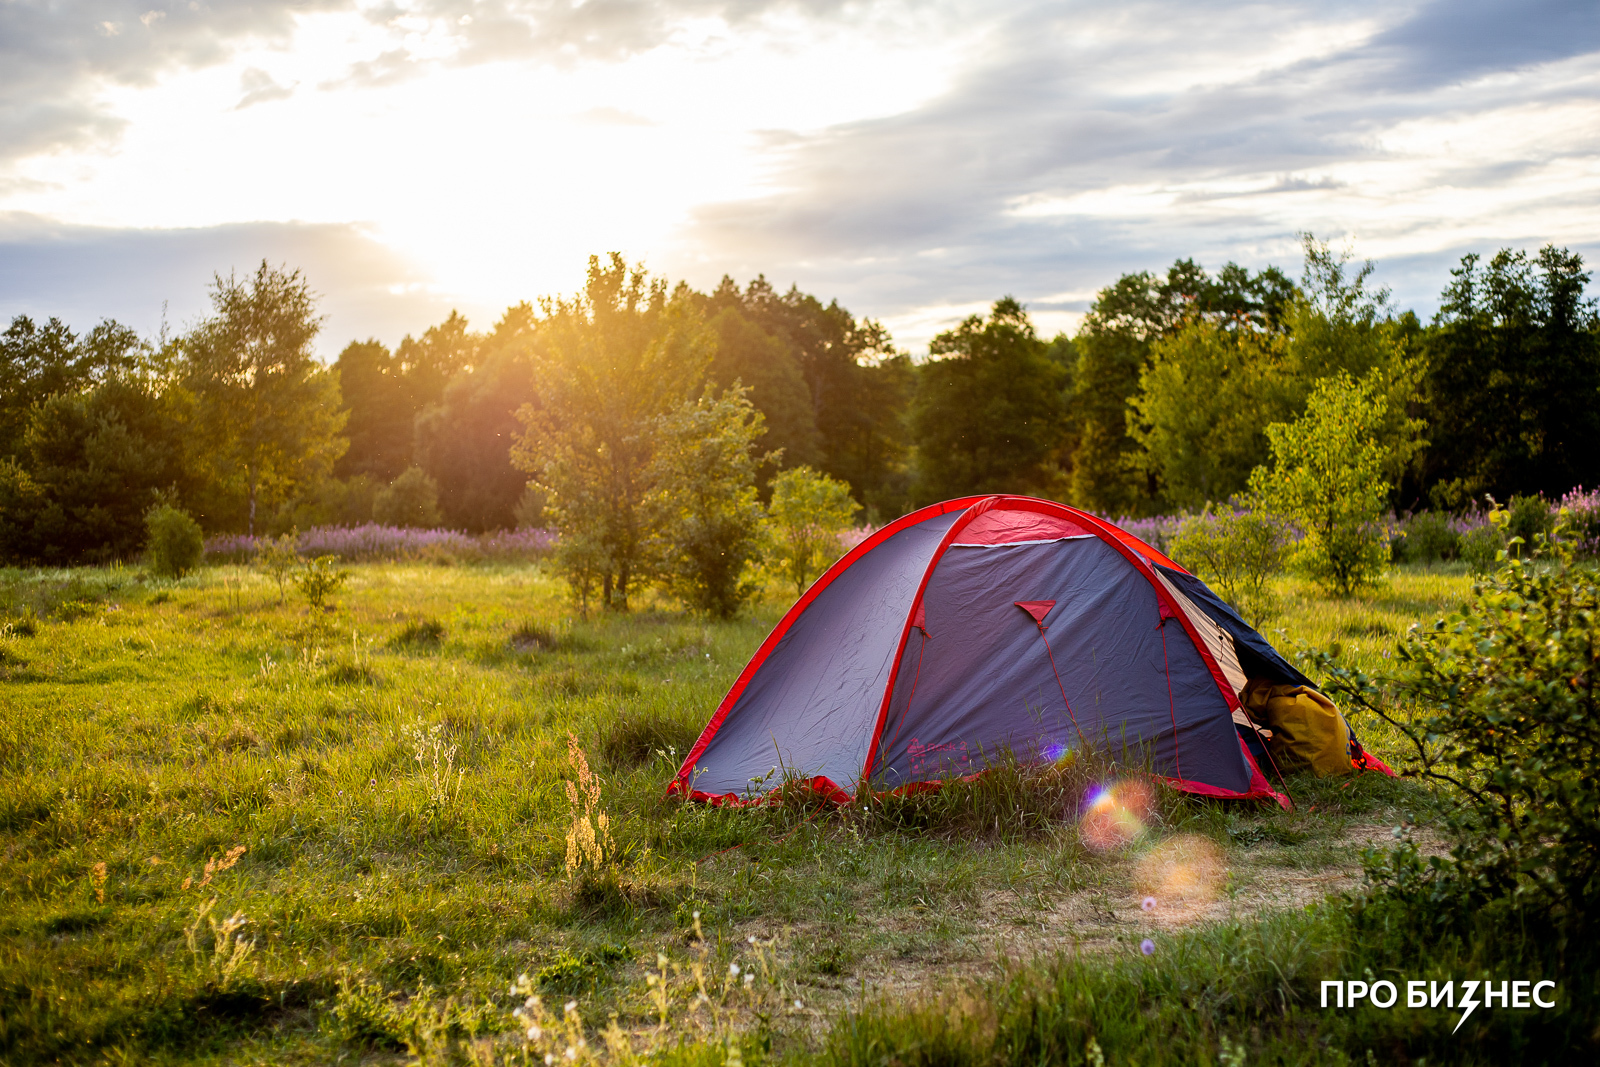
670,495,1386,808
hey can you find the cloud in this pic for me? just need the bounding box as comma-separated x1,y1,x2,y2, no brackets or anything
0,1,864,163
1366,0,1600,90
578,106,656,126
236,67,295,108
322,47,418,90
672,0,1600,345
0,213,461,357
0,1,344,162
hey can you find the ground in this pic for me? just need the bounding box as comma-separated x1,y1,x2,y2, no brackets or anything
0,561,1467,1064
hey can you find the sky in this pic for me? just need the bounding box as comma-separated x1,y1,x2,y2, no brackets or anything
2,0,1598,357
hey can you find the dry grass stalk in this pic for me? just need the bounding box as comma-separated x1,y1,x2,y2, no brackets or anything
563,733,615,878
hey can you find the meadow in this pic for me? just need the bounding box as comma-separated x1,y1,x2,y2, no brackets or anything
0,561,1477,1065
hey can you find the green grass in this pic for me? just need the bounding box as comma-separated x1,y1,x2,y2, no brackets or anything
0,562,1475,1064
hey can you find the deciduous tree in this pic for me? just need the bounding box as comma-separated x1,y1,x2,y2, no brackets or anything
182,262,345,535
912,297,1069,501
646,387,769,617
1070,259,1294,514
1128,237,1422,509
511,254,711,609
0,315,152,459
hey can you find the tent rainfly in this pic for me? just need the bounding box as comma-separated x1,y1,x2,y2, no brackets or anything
671,495,1389,809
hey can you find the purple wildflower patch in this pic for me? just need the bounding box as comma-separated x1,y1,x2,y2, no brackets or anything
205,525,557,564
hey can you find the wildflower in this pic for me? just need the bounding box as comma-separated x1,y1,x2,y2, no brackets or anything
564,1000,578,1014
1141,896,1157,912
1140,938,1156,956
544,1056,555,1066
657,953,669,968
693,910,700,920
747,935,757,944
528,1026,542,1040
728,963,740,977
565,1048,577,1061
743,973,754,986
794,1000,804,1010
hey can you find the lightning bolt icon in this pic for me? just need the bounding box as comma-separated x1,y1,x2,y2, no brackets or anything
1454,981,1481,1033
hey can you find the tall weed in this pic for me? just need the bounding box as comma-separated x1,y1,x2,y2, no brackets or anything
404,720,464,816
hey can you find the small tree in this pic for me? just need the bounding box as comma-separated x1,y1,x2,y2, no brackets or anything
765,466,858,596
256,529,300,605
646,387,769,618
295,555,349,610
145,505,204,578
1247,372,1420,596
1168,502,1290,626
372,466,442,528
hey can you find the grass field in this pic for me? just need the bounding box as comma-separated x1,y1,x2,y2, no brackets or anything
0,561,1476,1065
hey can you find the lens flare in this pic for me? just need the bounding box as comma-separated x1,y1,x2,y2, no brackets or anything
1135,834,1226,907
1078,779,1155,852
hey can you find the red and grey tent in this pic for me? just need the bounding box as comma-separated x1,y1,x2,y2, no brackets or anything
671,495,1380,809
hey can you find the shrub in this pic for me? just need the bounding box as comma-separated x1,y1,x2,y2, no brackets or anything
1459,521,1505,574
294,555,348,609
1168,502,1290,625
144,505,204,578
372,466,442,528
1395,510,1460,563
1506,492,1553,554
765,465,859,596
1310,527,1600,939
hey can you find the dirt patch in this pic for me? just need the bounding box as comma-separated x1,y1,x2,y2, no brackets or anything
753,821,1448,1014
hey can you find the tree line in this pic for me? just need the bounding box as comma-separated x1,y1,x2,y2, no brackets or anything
2,237,1595,579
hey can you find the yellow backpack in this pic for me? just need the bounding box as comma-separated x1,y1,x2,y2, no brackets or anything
1242,681,1352,778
